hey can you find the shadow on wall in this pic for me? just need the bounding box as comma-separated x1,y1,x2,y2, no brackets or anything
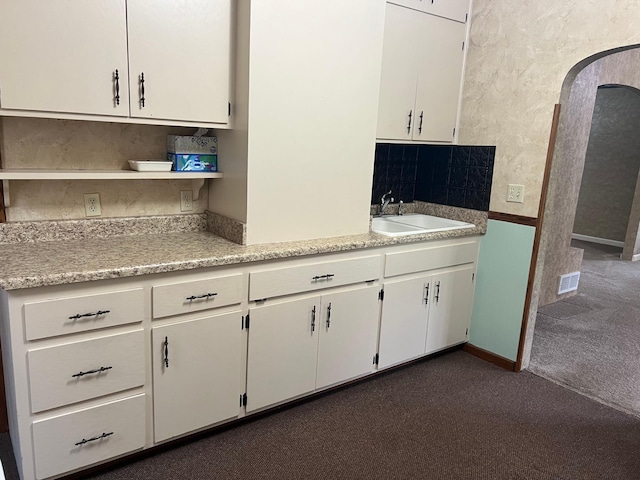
372,144,495,211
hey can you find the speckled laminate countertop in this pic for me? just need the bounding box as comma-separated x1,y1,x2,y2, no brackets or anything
0,224,485,291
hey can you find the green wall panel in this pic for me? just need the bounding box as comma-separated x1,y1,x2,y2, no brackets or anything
470,219,535,361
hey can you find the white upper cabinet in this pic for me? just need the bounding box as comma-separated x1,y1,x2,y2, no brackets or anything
127,0,230,124
0,0,129,117
389,0,470,23
377,3,467,143
0,0,231,126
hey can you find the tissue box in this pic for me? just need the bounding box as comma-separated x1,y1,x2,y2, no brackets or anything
168,153,218,172
167,135,218,155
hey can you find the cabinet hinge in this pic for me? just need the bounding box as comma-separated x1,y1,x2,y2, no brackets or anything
242,314,250,329
453,127,456,137
462,41,465,51
472,273,475,282
466,328,469,336
373,353,379,365
378,289,384,301
240,393,247,407
465,13,468,23
228,102,232,116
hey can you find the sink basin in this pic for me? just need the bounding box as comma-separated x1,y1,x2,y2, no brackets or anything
372,214,474,237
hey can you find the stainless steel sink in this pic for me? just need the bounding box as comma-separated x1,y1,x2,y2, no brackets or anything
372,214,474,237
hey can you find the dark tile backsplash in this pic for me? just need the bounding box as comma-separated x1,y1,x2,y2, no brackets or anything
372,144,495,211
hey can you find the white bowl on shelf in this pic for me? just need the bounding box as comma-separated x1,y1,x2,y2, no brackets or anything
128,160,173,172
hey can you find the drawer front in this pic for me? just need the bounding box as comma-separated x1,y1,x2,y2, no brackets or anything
249,255,380,301
24,288,144,341
28,330,145,413
384,241,478,277
152,273,243,319
32,394,146,480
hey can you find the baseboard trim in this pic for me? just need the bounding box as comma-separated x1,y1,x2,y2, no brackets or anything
571,233,623,248
463,343,516,372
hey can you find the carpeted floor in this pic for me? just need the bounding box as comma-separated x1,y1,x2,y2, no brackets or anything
1,350,637,479
529,239,640,417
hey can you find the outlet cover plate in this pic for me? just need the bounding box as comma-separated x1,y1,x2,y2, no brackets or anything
507,184,525,203
84,193,101,217
180,190,193,212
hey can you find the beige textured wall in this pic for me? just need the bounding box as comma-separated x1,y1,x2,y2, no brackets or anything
460,0,640,217
573,86,640,242
0,117,208,221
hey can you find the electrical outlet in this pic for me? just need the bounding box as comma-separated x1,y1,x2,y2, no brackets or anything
507,184,525,203
180,190,193,212
84,193,101,216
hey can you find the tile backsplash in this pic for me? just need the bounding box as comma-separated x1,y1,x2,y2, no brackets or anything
372,144,495,211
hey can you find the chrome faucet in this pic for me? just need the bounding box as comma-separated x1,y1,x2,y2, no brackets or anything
380,190,394,215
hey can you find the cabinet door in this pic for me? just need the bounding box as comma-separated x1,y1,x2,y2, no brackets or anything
316,287,380,389
0,0,129,116
376,3,420,141
412,14,466,142
246,297,320,412
152,311,241,443
425,266,474,354
426,0,470,23
378,275,431,368
127,0,230,123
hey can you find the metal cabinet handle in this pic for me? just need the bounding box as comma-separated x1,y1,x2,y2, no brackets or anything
418,111,424,134
326,302,332,329
435,281,440,303
186,292,218,301
114,69,120,105
312,274,335,281
424,283,430,305
311,306,316,333
163,336,169,368
68,310,110,320
75,431,113,447
71,366,112,378
407,109,413,134
140,72,145,108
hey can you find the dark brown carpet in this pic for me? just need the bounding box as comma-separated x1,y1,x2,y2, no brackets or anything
2,350,640,479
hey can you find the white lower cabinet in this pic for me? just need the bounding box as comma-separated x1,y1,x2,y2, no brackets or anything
152,311,242,443
379,265,475,369
245,285,380,413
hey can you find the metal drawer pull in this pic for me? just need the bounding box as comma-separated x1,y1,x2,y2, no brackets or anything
435,281,440,303
114,69,120,105
311,306,316,333
424,283,430,304
186,292,218,301
418,110,424,134
72,366,112,378
163,336,169,368
312,274,335,281
407,109,413,134
74,431,113,447
326,302,332,329
68,310,110,320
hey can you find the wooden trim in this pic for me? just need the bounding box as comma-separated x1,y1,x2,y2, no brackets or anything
488,211,537,227
0,180,5,223
463,343,516,371
514,104,561,372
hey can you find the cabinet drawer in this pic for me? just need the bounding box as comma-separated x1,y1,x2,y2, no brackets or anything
27,330,145,413
24,288,144,341
249,255,380,301
384,241,478,277
152,273,243,319
32,394,146,480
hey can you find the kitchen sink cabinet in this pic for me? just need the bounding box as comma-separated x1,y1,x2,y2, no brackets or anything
378,240,479,369
245,285,380,413
151,312,242,443
377,3,467,143
389,0,470,23
0,0,231,127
